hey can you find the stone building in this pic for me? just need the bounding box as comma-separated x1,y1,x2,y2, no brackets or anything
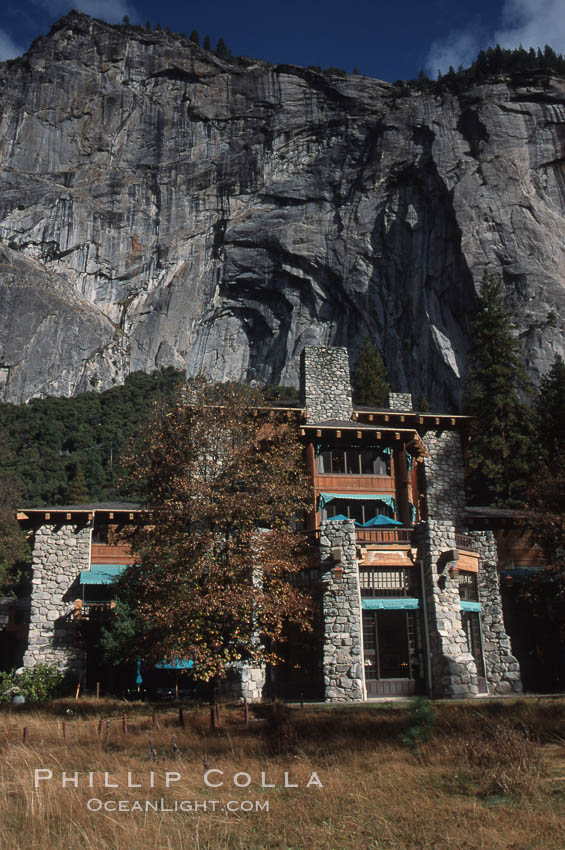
15,345,522,700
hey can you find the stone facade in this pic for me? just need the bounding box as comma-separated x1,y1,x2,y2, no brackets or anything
223,663,266,702
319,520,364,701
471,530,522,695
416,521,480,698
422,430,466,526
388,393,413,411
301,346,353,424
23,521,91,674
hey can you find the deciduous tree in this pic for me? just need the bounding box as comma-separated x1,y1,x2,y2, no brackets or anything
110,379,314,683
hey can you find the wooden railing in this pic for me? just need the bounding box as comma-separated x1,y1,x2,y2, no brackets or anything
91,544,136,565
313,474,395,493
455,533,476,551
355,528,414,545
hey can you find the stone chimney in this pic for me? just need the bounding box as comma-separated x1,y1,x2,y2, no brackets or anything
387,392,413,411
300,346,353,423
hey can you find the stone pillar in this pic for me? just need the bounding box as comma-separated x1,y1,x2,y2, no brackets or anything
223,662,266,702
470,530,522,695
422,430,466,526
319,520,364,701
388,393,413,411
23,520,91,674
416,521,479,698
300,346,353,423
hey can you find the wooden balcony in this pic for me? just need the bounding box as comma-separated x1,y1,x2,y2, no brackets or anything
313,473,395,493
355,528,414,545
454,533,476,552
90,543,136,565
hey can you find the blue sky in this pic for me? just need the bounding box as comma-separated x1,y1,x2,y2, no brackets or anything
2,0,565,80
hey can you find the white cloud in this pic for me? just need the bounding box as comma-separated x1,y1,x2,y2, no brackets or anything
35,0,138,25
495,0,565,53
0,28,25,61
425,0,565,77
426,28,484,77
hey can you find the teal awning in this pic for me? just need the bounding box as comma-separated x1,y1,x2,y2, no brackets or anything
319,492,396,511
460,601,482,613
156,659,194,670
80,564,128,585
362,597,420,610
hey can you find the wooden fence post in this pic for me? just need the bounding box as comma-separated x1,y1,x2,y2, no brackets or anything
178,707,184,729
122,714,128,736
244,697,249,726
22,727,29,745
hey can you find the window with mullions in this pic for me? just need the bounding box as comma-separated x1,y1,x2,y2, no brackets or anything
317,447,390,476
359,567,413,597
458,571,479,602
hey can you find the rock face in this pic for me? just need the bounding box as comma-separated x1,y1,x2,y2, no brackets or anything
1,12,565,406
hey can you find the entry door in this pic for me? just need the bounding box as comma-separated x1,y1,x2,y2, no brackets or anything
363,610,420,697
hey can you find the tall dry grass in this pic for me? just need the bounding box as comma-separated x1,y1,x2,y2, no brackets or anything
0,698,564,849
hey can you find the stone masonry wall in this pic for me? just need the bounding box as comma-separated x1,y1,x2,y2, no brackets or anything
222,663,266,702
416,521,480,698
422,430,466,527
470,530,523,695
301,346,353,424
22,521,91,674
388,393,413,411
319,520,364,701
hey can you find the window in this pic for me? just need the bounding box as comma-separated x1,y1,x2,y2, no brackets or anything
359,567,413,597
459,571,479,602
92,524,109,544
321,498,393,524
317,447,390,476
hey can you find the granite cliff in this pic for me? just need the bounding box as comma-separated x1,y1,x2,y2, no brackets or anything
1,12,565,407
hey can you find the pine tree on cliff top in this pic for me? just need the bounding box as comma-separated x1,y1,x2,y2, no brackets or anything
352,338,390,407
464,273,534,506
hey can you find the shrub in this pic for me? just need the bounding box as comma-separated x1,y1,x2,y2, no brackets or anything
399,696,436,759
0,664,64,703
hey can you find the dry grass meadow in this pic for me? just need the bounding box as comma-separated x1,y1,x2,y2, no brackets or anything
1,697,564,850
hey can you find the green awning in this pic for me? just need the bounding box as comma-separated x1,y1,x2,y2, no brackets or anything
362,597,420,610
80,564,128,585
460,601,482,613
319,492,396,511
